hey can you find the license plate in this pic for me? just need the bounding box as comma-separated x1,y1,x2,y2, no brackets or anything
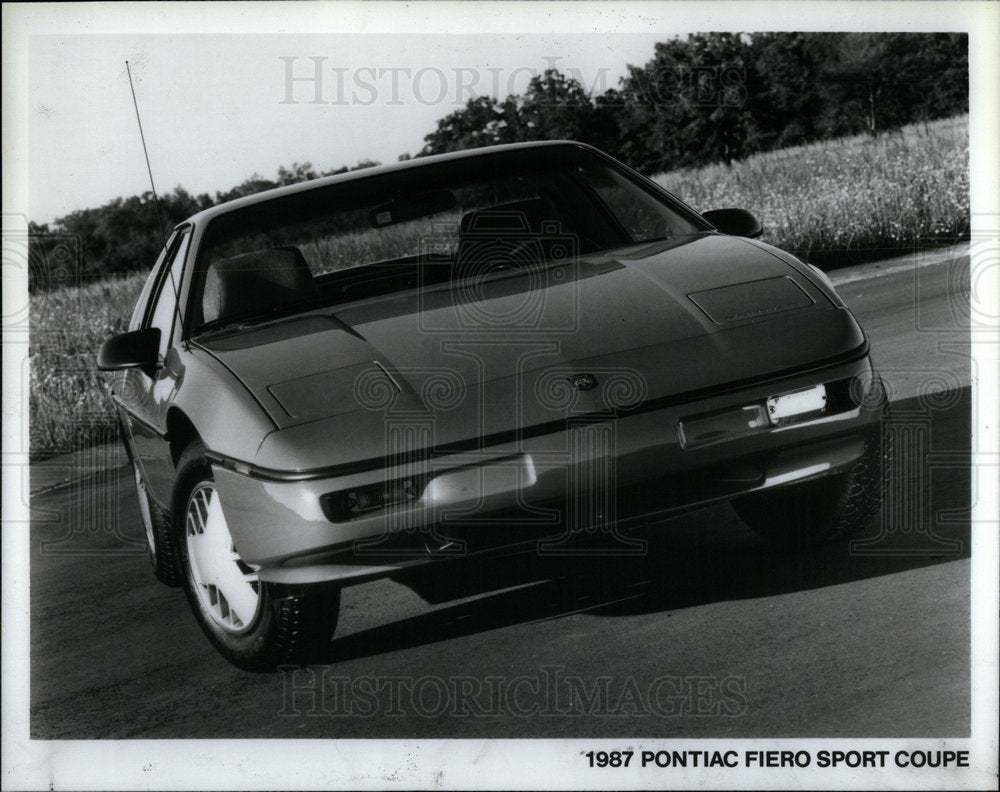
766,384,827,425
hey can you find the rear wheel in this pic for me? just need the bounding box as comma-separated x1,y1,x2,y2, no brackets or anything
733,425,891,547
174,442,340,670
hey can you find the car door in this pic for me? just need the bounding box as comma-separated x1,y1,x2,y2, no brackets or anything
115,232,175,469
121,227,192,508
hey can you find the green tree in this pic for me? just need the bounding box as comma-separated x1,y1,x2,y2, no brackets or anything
745,33,831,148
419,95,511,154
816,33,967,138
616,34,759,170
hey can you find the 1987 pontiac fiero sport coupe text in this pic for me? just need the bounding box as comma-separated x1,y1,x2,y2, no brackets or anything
99,142,888,669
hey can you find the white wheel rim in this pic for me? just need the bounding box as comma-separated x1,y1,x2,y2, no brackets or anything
185,482,261,634
134,466,155,556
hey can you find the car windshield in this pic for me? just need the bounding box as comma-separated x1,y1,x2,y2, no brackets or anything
189,145,707,334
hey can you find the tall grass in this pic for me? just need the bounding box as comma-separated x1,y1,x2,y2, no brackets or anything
29,273,145,456
652,115,969,266
28,115,970,456
299,215,460,274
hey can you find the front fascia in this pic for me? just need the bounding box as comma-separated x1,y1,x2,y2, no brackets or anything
210,354,882,576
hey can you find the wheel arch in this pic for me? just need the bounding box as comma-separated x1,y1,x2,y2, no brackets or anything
166,407,201,468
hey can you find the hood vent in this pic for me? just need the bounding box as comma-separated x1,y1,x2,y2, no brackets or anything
688,276,814,325
267,363,398,420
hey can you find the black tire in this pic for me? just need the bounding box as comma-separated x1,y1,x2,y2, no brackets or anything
133,463,182,586
733,424,892,547
173,441,341,671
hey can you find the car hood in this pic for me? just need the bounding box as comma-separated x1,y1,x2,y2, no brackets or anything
194,234,864,463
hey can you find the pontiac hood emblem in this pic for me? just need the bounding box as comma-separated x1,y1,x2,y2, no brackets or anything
569,373,598,391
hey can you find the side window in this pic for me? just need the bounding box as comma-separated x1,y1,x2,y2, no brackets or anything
145,230,192,360
581,166,696,242
128,231,179,332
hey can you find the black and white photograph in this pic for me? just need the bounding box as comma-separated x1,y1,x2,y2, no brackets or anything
2,2,998,789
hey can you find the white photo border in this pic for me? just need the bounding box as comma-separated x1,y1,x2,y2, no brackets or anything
3,2,997,790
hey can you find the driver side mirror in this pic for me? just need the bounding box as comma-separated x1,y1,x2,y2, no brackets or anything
702,208,764,239
97,327,161,373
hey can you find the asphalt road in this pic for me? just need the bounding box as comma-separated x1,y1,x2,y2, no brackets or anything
29,245,972,739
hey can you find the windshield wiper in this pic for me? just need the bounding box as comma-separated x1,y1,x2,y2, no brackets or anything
193,298,364,340
193,297,321,337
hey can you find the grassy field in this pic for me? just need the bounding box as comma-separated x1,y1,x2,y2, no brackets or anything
653,115,969,266
29,273,143,455
28,115,969,456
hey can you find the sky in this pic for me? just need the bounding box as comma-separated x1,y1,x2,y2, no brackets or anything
16,1,994,226
27,32,666,224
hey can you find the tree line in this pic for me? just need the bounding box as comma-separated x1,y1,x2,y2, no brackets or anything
29,32,967,290
418,32,967,168
28,161,381,291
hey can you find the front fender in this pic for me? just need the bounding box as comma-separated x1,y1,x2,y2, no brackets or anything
172,347,278,464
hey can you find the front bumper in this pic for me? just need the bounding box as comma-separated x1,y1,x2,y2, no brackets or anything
211,355,884,585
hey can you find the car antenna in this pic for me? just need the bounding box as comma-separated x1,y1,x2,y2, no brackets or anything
126,60,168,248
126,59,186,333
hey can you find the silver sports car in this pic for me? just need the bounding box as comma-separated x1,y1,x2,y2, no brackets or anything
99,141,888,669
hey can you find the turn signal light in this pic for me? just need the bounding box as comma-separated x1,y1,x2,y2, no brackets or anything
321,476,427,522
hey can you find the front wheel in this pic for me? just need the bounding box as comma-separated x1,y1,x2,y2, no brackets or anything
174,442,340,670
733,425,891,547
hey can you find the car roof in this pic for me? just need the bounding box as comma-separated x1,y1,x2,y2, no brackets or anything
179,140,596,227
